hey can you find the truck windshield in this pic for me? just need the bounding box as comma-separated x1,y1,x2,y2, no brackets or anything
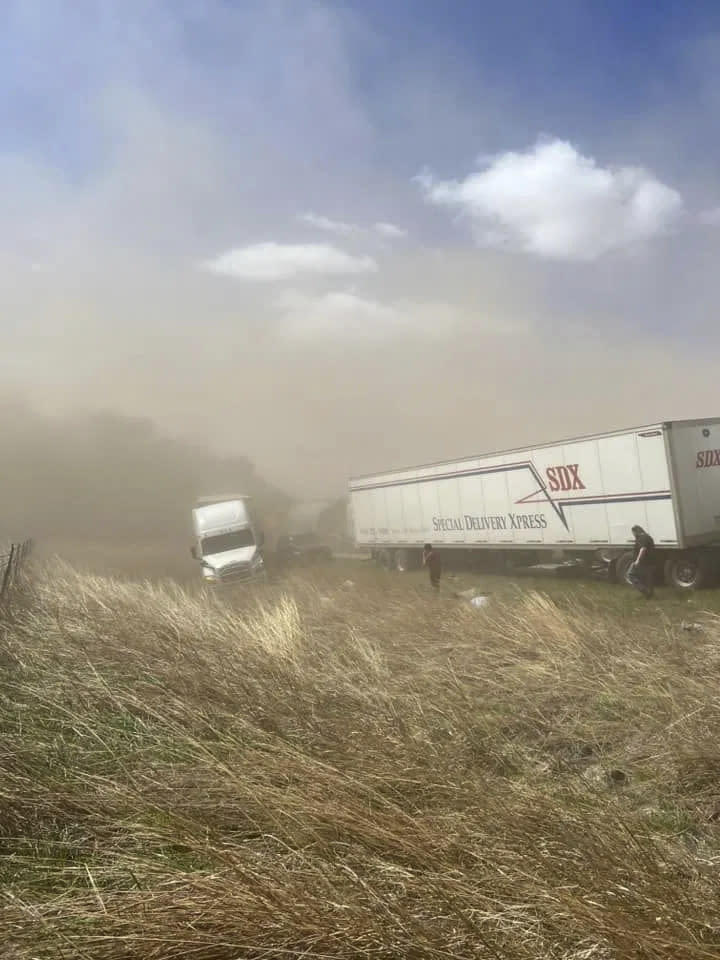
201,528,255,555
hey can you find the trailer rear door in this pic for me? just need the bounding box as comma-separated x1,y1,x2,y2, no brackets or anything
667,419,720,546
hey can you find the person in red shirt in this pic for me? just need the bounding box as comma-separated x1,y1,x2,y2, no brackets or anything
423,543,442,590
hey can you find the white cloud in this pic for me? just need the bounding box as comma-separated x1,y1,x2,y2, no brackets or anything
300,213,409,240
374,222,408,239
274,289,401,337
299,212,359,236
203,242,377,281
417,138,684,261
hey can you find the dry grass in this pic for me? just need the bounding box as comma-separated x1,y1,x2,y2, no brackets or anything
2,561,720,958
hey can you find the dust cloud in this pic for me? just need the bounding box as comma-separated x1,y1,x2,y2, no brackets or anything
0,397,289,579
2,1,720,577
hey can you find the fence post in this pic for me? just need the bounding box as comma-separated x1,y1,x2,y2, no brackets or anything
1,544,16,599
11,543,19,587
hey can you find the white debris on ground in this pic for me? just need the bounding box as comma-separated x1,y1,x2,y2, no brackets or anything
453,587,490,608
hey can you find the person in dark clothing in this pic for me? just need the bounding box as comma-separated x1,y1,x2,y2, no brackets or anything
627,524,655,598
423,543,441,590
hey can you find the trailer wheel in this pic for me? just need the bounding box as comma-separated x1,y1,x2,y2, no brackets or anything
615,551,635,586
664,551,713,590
376,549,393,570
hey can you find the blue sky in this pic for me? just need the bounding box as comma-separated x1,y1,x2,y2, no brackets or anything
1,0,720,492
0,5,710,176
3,0,718,179
363,0,692,115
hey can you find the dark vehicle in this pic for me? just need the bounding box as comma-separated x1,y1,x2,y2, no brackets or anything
275,532,333,566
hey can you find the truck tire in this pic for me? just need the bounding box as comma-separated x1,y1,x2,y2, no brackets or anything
394,549,420,573
664,551,713,590
615,551,635,586
376,549,393,570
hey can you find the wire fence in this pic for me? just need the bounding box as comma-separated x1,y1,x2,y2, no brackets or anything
0,539,33,602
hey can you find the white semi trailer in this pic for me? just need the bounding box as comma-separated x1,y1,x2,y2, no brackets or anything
348,418,720,589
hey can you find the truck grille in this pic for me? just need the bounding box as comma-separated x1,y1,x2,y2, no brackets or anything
219,563,254,583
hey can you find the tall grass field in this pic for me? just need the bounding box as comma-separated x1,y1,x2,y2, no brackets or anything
2,561,720,958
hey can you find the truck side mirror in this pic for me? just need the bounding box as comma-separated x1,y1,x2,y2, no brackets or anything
257,530,265,547
190,546,197,559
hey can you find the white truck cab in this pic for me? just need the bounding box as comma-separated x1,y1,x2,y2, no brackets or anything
191,495,266,585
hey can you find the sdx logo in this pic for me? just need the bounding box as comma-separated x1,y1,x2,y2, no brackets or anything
545,464,586,492
696,449,720,468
